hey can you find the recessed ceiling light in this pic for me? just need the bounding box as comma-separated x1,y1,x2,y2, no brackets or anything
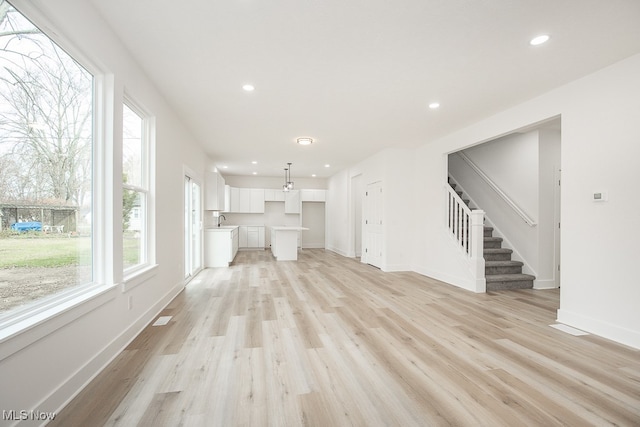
429,102,440,109
324,164,330,168
222,165,228,169
251,160,258,164
530,35,550,46
297,137,313,145
252,171,257,175
242,84,255,92
312,174,317,177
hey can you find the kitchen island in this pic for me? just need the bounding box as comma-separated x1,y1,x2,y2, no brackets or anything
204,226,239,267
270,226,309,261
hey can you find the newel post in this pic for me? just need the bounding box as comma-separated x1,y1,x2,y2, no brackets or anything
470,210,486,293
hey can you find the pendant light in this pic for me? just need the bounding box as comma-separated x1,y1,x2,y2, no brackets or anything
286,162,294,190
283,167,289,192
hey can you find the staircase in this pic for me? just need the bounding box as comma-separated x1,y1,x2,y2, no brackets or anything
449,180,535,291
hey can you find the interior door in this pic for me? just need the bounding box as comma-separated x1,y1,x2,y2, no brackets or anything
184,174,202,281
363,181,383,268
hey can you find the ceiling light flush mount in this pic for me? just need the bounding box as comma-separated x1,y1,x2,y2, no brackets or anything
530,34,550,46
297,137,313,146
429,102,440,109
242,84,255,92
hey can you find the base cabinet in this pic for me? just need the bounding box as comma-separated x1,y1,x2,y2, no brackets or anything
239,226,265,249
204,227,239,267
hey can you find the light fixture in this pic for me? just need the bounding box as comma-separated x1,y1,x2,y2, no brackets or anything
324,164,330,168
297,137,313,145
429,102,440,109
286,162,294,190
530,34,550,46
251,160,258,164
283,167,290,192
242,84,255,92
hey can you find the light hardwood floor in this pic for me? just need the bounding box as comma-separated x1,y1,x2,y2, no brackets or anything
51,249,640,426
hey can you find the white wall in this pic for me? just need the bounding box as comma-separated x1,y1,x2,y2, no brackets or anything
410,54,640,349
0,0,211,421
326,169,350,256
325,148,413,272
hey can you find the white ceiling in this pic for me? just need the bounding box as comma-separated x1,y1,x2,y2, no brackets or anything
89,0,640,178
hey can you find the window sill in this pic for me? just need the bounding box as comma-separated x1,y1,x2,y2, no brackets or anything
122,263,159,293
0,283,117,361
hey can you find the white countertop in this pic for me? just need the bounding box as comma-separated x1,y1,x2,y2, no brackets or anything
205,225,239,231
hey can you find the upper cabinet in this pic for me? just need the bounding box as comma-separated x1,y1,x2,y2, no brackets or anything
223,187,325,213
264,189,285,202
227,187,265,213
300,189,326,202
204,171,226,210
284,190,301,214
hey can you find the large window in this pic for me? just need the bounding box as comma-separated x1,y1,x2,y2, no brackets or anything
122,103,149,272
0,2,94,315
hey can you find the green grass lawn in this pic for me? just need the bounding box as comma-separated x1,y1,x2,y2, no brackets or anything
0,233,140,268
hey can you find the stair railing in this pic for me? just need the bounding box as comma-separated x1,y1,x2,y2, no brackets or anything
457,152,537,226
446,183,486,292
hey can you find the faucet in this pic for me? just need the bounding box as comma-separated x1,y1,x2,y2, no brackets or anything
217,214,226,227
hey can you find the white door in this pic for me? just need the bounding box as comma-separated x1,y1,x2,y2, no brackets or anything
363,181,383,268
351,174,363,257
184,174,202,281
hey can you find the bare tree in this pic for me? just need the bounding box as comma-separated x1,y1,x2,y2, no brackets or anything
0,1,92,207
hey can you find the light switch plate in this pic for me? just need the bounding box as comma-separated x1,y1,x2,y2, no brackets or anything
593,191,608,202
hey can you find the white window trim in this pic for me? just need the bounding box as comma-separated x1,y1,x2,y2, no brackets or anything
0,1,120,352
122,98,155,279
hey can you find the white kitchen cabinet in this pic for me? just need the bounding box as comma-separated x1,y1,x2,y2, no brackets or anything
229,187,240,212
239,226,265,249
233,188,265,213
222,185,230,212
301,189,326,202
284,190,300,214
204,226,239,267
238,188,251,212
250,189,265,213
264,189,285,202
204,171,226,211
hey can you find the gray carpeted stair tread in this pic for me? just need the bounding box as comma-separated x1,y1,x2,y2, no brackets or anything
484,248,512,254
485,273,535,282
485,260,523,267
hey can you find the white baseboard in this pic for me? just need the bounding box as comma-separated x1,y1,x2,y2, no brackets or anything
412,265,479,293
326,246,350,257
533,278,559,289
45,281,185,418
557,309,640,350
382,264,411,273
301,243,325,249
